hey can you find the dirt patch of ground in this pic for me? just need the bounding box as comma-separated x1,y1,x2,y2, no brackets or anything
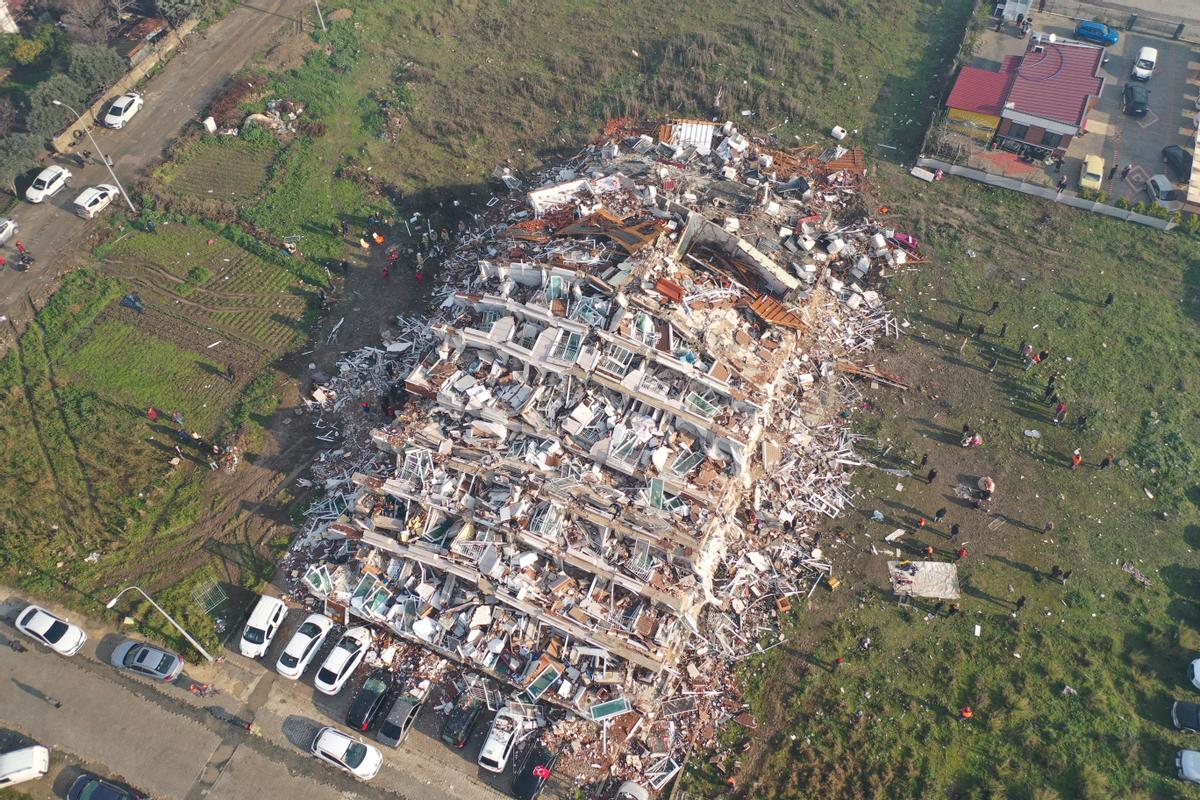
327,7,352,21
260,29,319,72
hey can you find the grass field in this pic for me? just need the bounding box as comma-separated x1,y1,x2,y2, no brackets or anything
0,227,316,652
157,135,278,201
677,168,1200,799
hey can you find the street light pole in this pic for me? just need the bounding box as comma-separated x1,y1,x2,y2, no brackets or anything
314,0,326,31
106,585,215,662
52,99,137,214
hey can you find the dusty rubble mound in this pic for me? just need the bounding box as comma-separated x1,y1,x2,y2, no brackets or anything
286,120,916,793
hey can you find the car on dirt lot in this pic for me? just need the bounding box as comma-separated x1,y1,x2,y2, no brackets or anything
110,640,184,682
1078,154,1104,191
313,626,371,695
275,612,333,679
1122,83,1150,117
346,669,392,732
1162,145,1194,182
15,603,86,656
1191,657,1200,690
1073,20,1118,46
310,727,382,781
0,217,16,246
102,92,144,129
72,184,119,220
25,164,71,203
67,772,147,799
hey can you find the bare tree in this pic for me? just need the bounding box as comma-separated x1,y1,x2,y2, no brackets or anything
57,0,118,43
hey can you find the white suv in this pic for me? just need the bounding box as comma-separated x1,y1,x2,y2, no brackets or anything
25,165,71,203
72,185,118,219
239,595,288,658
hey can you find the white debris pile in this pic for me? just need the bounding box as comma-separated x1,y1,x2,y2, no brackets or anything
285,119,921,793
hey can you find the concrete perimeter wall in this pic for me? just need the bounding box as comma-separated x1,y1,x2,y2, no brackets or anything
916,157,1177,231
52,17,201,154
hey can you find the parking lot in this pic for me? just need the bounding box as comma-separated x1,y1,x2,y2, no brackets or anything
1050,22,1199,202
942,20,1198,206
0,592,517,800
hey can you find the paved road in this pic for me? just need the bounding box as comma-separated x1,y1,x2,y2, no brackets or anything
0,0,309,353
0,594,507,800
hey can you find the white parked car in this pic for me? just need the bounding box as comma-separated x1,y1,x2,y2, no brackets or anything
25,165,71,203
1145,174,1182,212
0,745,50,788
15,604,86,656
275,612,333,679
313,627,371,695
239,594,288,658
477,707,523,773
72,184,119,220
0,218,16,246
103,92,144,129
1189,657,1200,690
310,726,381,780
1131,46,1157,80
1179,750,1200,784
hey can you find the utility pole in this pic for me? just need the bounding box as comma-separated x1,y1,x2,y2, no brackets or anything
106,585,215,662
314,0,326,31
52,100,137,214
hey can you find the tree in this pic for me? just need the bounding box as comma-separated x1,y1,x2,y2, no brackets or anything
9,36,46,64
0,133,42,196
67,44,125,95
56,0,117,43
155,0,208,25
26,73,86,139
0,96,15,136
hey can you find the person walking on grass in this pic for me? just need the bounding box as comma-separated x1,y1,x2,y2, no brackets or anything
934,507,947,523
1099,453,1113,469
923,544,935,558
927,468,938,484
956,546,968,561
987,301,1000,316
974,323,986,339
998,322,1007,338
1071,450,1083,470
1014,596,1027,613
949,523,960,540
1104,291,1114,307
1053,401,1067,424
956,313,964,331
959,706,973,722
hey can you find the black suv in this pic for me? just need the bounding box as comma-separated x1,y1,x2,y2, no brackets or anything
346,669,392,732
1122,83,1150,116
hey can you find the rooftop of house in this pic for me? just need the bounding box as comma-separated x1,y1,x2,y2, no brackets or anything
1004,39,1105,128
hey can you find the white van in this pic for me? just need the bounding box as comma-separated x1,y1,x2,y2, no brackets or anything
0,745,50,787
239,595,288,658
1131,46,1157,80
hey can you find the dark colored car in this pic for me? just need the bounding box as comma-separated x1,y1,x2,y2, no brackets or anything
512,742,560,800
67,773,146,800
1163,145,1194,182
439,697,484,749
1175,700,1200,733
346,669,392,732
1122,83,1150,116
377,693,423,747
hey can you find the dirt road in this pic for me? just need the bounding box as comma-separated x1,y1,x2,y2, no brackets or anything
0,0,311,355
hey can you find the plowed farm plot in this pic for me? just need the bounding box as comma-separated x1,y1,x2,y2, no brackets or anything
159,136,276,201
101,226,313,356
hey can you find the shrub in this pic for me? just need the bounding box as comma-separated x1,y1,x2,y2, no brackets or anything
10,37,46,65
67,45,126,97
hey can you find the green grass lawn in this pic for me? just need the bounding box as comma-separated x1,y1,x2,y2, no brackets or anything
679,167,1200,799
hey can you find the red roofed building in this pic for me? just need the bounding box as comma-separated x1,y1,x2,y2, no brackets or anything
945,38,1105,159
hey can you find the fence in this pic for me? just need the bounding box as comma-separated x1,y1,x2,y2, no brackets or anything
1037,0,1193,43
51,16,201,154
916,157,1177,230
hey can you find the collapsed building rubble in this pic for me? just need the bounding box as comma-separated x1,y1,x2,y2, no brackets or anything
287,119,919,791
